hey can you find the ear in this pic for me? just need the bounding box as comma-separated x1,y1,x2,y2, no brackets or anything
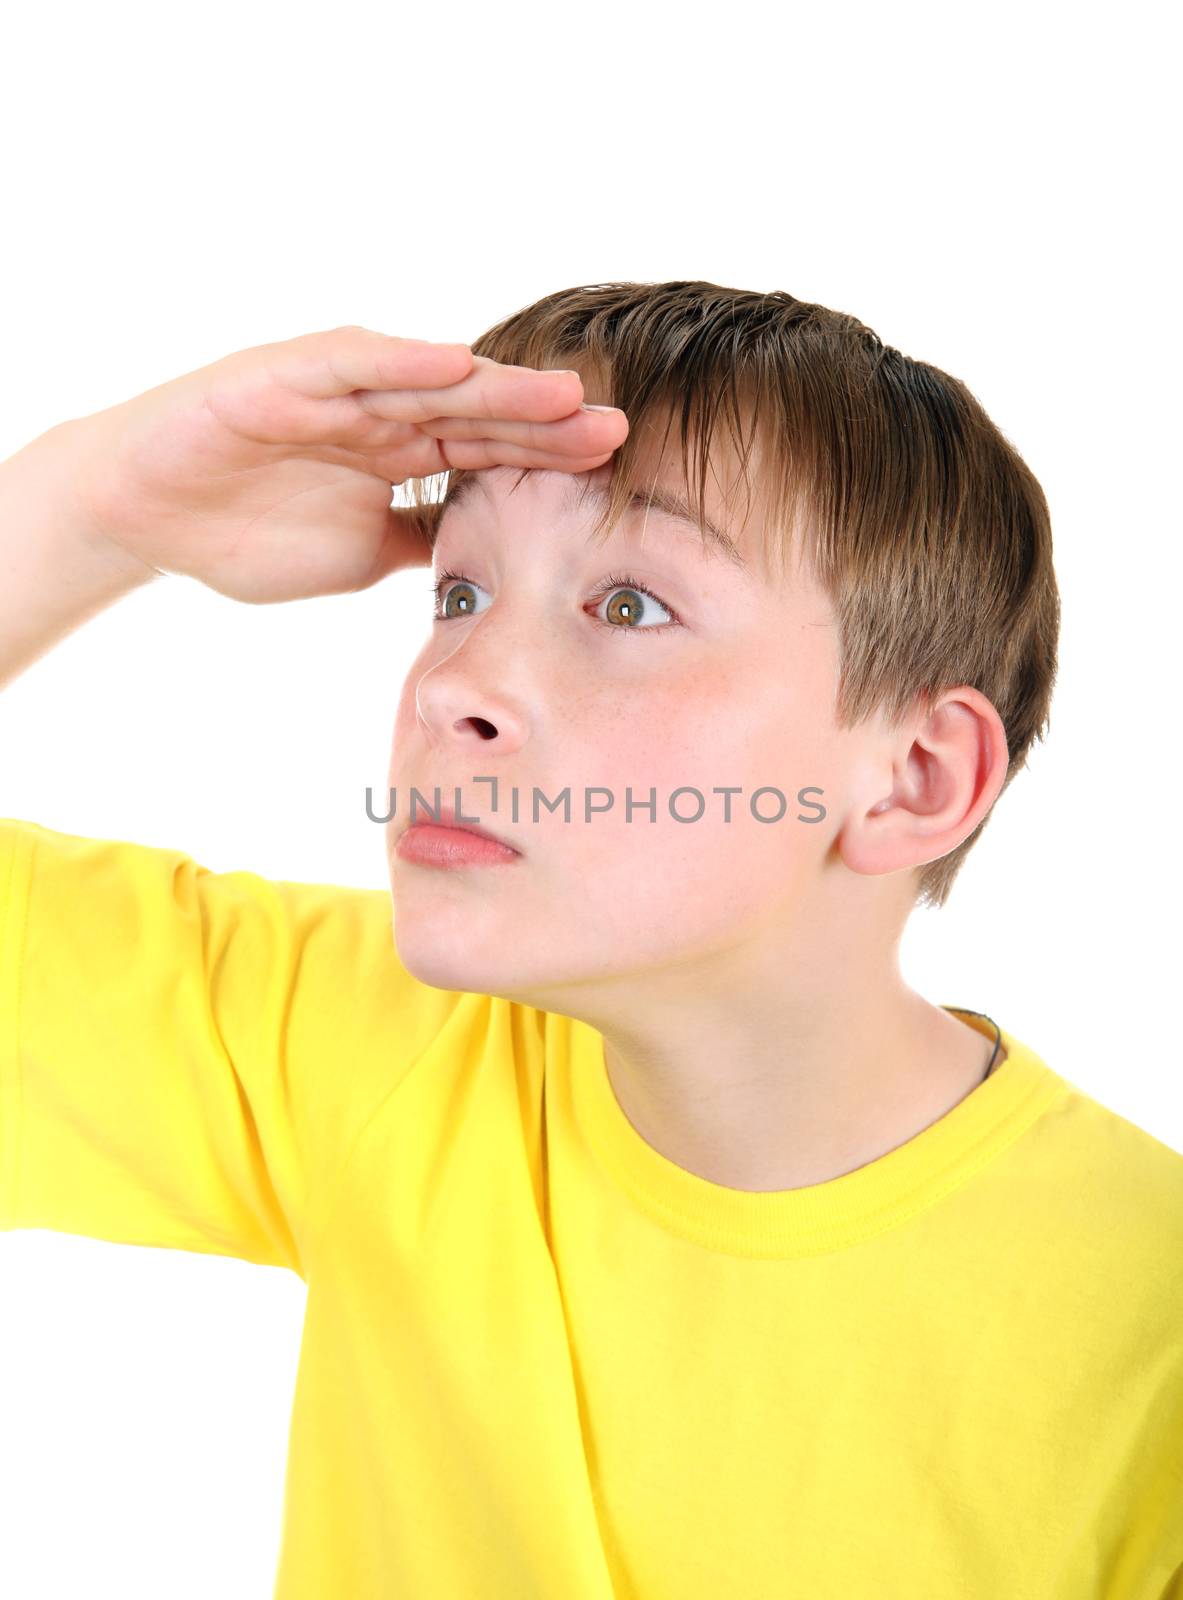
837,687,1010,879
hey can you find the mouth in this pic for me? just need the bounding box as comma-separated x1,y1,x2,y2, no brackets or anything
393,798,523,867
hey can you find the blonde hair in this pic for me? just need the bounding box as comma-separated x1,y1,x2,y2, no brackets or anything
404,280,1060,909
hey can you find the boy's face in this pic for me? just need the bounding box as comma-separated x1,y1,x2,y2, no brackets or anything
385,436,857,1009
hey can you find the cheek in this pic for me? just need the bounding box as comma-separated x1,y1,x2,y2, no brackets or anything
588,664,792,797
571,670,744,814
556,678,812,933
557,802,808,968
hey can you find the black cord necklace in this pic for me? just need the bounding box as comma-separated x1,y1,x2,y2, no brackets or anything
947,1007,1003,1083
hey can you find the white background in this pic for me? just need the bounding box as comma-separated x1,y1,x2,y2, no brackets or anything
0,1,1178,1593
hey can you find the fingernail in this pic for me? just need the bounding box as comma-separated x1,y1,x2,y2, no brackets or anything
580,402,619,412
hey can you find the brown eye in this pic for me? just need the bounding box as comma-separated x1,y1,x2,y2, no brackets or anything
442,581,477,617
432,571,488,621
592,574,678,632
431,568,682,636
605,588,645,625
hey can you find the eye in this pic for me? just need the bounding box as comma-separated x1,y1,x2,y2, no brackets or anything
589,572,682,635
432,569,490,621
430,567,683,635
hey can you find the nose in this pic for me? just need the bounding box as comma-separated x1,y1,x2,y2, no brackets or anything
412,620,533,756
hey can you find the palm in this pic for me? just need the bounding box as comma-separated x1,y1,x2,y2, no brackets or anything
67,328,627,605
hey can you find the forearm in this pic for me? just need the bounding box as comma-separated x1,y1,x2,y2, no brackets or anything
0,420,160,691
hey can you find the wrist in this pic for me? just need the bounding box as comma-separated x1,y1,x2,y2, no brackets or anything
5,418,162,595
0,420,162,691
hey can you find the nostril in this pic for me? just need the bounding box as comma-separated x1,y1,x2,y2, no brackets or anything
465,717,498,740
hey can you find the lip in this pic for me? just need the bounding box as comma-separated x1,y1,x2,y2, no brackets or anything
395,825,521,869
395,799,522,856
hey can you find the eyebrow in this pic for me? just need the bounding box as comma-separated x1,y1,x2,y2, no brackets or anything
439,472,745,569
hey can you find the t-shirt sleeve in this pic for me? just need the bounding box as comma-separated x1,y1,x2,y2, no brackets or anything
0,817,465,1278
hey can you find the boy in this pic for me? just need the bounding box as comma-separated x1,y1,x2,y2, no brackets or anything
1,287,1180,1598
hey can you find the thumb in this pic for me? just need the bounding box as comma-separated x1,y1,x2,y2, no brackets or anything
352,503,437,592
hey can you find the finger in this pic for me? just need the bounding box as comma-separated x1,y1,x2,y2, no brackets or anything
358,504,440,584
353,353,593,425
288,397,626,462
366,434,621,483
430,437,622,473
400,406,630,453
269,326,476,400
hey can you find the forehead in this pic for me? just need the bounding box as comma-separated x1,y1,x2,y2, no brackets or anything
441,466,751,571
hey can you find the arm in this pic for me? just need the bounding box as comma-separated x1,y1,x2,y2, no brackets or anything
0,421,160,692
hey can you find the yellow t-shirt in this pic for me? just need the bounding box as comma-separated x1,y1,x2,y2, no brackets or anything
2,816,1181,1600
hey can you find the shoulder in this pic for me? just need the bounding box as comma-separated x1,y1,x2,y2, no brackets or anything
1029,1076,1183,1312
1047,1077,1183,1206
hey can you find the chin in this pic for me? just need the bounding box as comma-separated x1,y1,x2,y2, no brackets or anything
387,915,524,1001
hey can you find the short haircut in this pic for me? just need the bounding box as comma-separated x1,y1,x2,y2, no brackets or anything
404,280,1060,909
